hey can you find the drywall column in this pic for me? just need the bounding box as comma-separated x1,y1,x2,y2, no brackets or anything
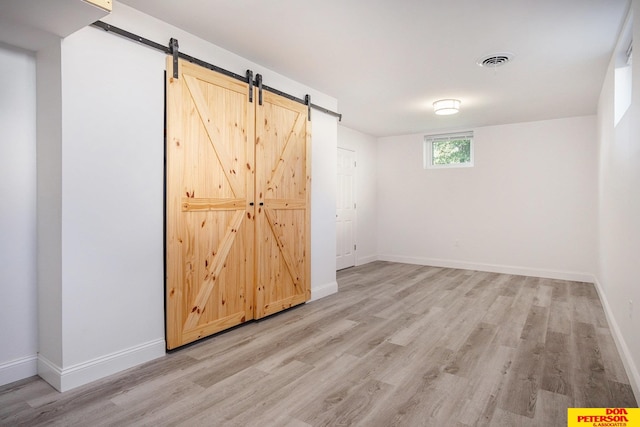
34,31,168,391
311,113,339,300
35,41,64,390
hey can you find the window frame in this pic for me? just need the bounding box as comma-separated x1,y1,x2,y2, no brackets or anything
423,131,474,169
614,12,632,127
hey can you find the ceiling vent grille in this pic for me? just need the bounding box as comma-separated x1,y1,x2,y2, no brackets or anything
477,52,514,68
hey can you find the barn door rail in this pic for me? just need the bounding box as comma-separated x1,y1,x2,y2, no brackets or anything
91,20,342,121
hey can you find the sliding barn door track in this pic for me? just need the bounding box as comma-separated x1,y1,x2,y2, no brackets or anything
91,20,342,122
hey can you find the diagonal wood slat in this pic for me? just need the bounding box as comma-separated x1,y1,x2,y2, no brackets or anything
266,112,305,193
264,207,302,290
183,74,242,197
183,210,245,331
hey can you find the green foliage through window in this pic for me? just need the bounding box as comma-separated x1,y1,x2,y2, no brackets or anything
432,139,471,165
424,131,474,168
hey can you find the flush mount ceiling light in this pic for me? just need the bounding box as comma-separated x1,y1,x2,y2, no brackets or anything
433,99,461,115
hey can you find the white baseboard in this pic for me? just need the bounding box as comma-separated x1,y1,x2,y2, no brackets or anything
593,277,640,402
0,355,38,387
37,354,62,391
377,254,595,283
38,338,166,392
356,254,378,266
311,280,338,301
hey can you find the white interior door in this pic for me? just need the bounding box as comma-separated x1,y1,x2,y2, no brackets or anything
336,147,356,270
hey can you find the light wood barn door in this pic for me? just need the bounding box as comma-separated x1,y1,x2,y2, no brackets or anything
254,91,311,318
165,58,255,350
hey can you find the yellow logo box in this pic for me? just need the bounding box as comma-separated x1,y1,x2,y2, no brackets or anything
568,408,640,426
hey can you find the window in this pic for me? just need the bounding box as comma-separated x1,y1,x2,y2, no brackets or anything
424,131,474,169
614,13,632,127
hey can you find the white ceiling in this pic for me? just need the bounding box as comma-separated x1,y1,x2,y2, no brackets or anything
0,0,110,51
119,0,628,137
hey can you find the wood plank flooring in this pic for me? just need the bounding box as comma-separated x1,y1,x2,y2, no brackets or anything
1,262,637,426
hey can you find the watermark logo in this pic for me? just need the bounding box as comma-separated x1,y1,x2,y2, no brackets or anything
568,408,640,427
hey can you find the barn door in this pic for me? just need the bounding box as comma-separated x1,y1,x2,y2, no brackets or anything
165,58,255,350
254,91,311,318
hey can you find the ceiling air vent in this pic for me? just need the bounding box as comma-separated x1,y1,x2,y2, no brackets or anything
477,52,514,68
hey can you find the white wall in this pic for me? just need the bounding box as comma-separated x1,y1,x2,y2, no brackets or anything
337,125,378,265
596,1,640,399
0,43,38,386
377,116,597,281
311,114,339,300
35,41,65,388
58,24,166,386
32,2,338,391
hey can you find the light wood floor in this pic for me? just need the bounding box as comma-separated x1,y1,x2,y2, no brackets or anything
1,262,637,426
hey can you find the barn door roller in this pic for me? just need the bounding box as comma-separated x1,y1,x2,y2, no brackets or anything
246,70,254,103
305,95,311,121
256,74,263,106
169,38,179,78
